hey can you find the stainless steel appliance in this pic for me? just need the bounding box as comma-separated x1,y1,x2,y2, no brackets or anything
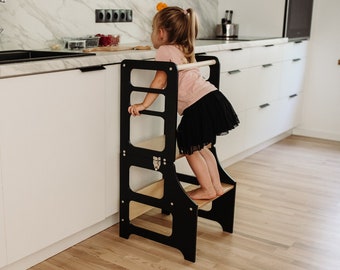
216,24,239,38
283,0,314,40
216,10,239,38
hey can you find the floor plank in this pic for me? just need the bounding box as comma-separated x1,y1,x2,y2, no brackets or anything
30,135,340,270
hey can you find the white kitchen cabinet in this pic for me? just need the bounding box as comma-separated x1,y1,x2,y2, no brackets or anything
280,41,308,98
0,67,107,264
211,48,251,72
215,68,249,160
244,100,280,149
276,92,303,134
210,40,307,158
245,63,281,109
280,58,306,98
278,40,308,132
212,44,284,151
220,68,249,113
283,40,308,60
249,43,284,67
242,63,282,148
209,48,251,160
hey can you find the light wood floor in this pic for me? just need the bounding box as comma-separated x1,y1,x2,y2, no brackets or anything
31,135,340,270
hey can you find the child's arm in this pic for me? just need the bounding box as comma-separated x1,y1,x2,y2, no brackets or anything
128,70,167,116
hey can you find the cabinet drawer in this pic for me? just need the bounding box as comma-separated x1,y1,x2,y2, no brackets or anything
276,92,303,134
220,69,249,113
283,40,308,60
245,63,282,109
280,58,306,97
244,100,280,149
210,48,251,72
249,44,284,66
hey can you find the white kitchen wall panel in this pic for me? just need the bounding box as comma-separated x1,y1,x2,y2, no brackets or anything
0,0,218,50
218,0,286,37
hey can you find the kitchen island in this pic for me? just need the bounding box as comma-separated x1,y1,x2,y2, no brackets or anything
0,37,308,270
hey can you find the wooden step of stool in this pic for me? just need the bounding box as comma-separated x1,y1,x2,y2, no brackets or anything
134,135,183,159
129,179,234,220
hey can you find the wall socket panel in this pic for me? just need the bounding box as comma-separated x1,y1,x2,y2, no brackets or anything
96,9,132,23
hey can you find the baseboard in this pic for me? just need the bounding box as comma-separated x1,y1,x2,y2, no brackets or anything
293,128,340,142
1,214,119,270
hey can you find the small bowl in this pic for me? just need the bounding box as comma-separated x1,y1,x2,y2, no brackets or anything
46,39,65,50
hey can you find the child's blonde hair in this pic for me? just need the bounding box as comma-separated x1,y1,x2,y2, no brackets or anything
153,6,198,63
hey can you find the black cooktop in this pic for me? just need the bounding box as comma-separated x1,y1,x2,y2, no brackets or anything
197,36,282,41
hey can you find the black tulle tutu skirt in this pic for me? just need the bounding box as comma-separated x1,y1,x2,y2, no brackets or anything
177,90,240,155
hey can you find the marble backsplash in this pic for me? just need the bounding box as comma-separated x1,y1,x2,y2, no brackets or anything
0,0,218,50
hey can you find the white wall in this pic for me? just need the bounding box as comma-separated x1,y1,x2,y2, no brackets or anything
294,0,340,141
218,0,286,37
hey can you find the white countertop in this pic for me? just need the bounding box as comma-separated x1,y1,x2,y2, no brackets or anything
0,38,288,79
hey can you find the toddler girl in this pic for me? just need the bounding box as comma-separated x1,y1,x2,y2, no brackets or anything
128,6,239,200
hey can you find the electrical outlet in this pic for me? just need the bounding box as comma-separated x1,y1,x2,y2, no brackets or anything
119,9,126,22
104,9,113,22
96,9,133,23
126,10,133,22
95,9,105,23
112,9,119,22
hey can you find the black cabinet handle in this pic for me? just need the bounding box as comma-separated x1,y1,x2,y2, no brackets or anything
292,58,301,62
195,52,206,56
79,65,106,72
289,94,298,98
259,103,270,109
264,44,274,47
228,70,241,75
231,48,242,51
262,63,273,68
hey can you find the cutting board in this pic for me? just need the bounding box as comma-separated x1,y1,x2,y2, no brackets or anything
83,45,151,53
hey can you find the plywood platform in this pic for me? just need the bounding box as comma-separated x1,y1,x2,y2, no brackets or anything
129,180,234,220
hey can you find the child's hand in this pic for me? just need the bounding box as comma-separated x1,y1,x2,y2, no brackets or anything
128,103,146,116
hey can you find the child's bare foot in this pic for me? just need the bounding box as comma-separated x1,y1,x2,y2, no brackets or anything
212,180,224,196
188,187,216,200
214,184,224,196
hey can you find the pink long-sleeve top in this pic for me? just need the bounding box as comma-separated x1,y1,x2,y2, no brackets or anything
155,45,216,115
